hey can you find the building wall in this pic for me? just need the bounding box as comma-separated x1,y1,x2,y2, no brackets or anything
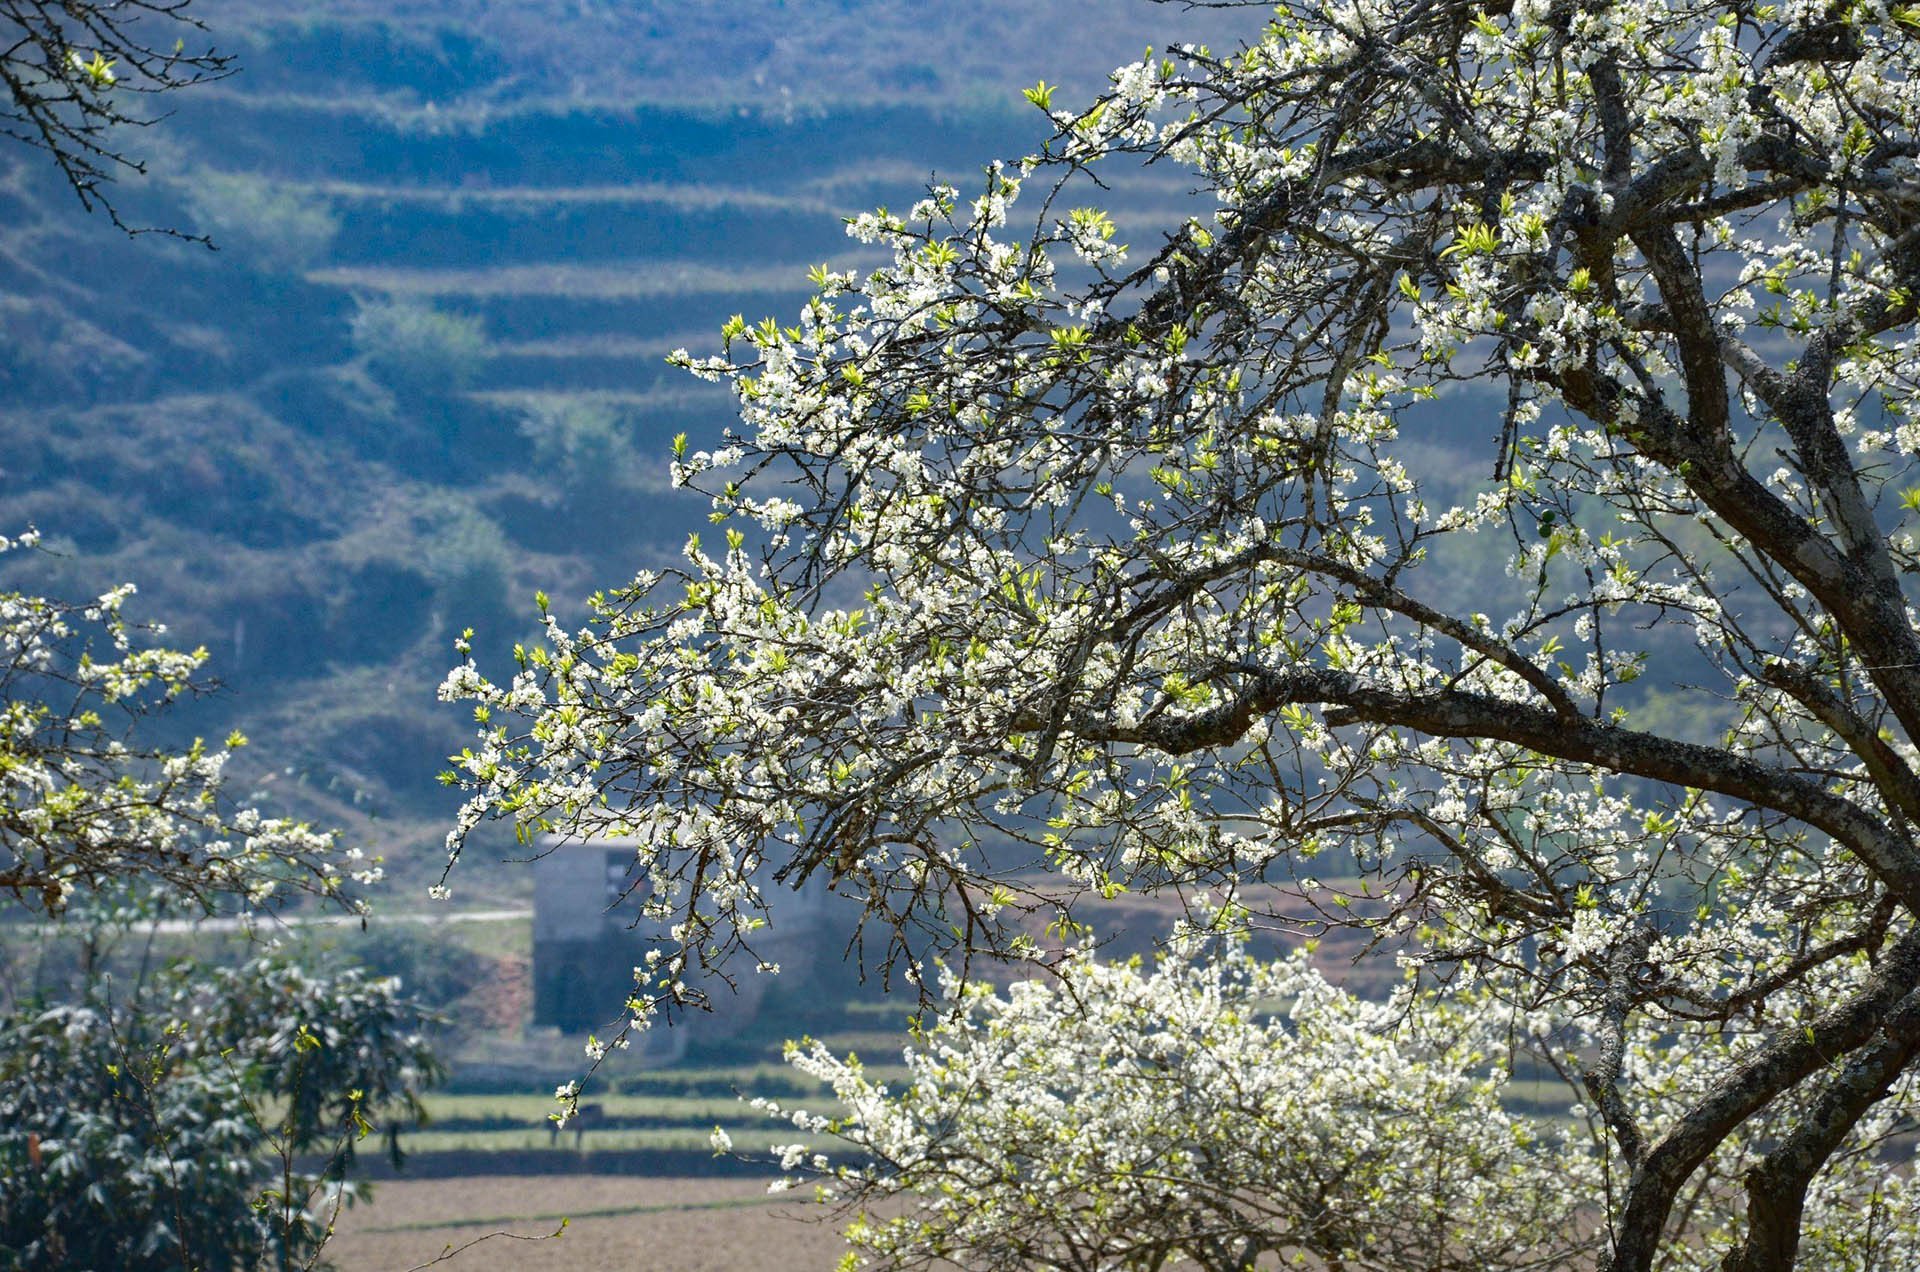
529,837,836,1055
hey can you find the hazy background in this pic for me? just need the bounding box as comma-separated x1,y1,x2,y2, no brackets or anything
0,0,1267,897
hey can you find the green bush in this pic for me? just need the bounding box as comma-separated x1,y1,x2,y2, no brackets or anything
0,953,441,1271
350,298,489,395
516,398,632,485
183,171,341,274
346,924,493,1011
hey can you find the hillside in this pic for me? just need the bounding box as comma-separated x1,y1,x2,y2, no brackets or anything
0,2,1255,900
200,1,1256,113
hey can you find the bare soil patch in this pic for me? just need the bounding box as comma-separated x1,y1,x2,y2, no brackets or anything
324,1174,851,1272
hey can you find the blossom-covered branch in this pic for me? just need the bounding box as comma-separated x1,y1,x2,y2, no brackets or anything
2,532,370,915
446,3,1920,1265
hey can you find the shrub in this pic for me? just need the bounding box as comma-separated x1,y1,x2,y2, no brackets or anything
350,298,488,396
183,172,340,274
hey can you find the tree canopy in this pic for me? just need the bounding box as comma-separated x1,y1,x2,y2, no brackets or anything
771,926,1607,1272
443,2,1920,1268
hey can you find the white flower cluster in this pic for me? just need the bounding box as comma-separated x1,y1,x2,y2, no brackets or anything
774,928,1601,1269
1,548,354,916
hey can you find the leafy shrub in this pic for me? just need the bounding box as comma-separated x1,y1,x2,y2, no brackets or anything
346,924,493,1011
183,171,340,274
515,398,632,486
0,953,441,1271
350,298,488,395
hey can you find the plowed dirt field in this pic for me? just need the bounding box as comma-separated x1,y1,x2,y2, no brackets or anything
324,1175,853,1271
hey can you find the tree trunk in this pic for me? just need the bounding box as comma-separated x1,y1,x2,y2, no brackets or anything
1720,990,1920,1272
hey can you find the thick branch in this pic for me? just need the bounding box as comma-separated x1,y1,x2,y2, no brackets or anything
1604,926,1920,1272
1584,928,1657,1168
1047,668,1920,912
1755,659,1920,829
1564,360,1920,766
1719,986,1920,1272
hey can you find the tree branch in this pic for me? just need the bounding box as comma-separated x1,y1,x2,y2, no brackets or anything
1046,667,1920,912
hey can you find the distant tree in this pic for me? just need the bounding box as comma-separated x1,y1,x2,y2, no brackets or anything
444,3,1920,1269
351,298,490,397
0,0,232,233
346,922,493,1013
182,170,340,274
516,398,633,488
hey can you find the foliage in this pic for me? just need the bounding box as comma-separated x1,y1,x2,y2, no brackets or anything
0,531,372,917
0,946,440,1272
182,171,341,274
0,0,232,232
445,1,1920,1267
350,297,489,396
0,536,439,1268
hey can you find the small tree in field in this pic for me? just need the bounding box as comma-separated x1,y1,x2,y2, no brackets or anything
762,918,1920,1272
445,3,1920,1268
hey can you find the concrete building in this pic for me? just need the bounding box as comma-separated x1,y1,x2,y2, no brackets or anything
530,836,837,1061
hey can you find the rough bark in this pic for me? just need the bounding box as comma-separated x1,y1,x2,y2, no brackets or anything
1718,989,1920,1272
1605,928,1920,1272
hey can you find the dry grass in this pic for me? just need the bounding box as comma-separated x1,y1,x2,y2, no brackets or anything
324,1174,853,1272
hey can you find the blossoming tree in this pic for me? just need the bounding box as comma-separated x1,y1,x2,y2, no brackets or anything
771,930,1610,1272
443,3,1920,1268
0,531,366,916
1,530,434,1267
758,921,1920,1271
